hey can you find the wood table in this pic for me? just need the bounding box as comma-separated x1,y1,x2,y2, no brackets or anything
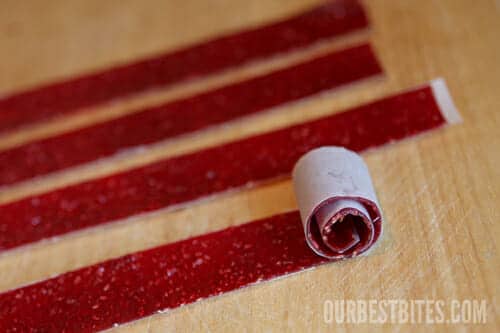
0,0,498,331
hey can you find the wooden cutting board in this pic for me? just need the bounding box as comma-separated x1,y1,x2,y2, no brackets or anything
0,0,498,331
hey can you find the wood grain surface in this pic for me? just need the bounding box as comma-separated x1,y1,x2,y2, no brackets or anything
0,0,498,332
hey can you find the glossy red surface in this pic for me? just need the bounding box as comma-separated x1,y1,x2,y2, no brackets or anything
0,86,446,252
0,211,328,332
0,0,368,133
0,44,381,186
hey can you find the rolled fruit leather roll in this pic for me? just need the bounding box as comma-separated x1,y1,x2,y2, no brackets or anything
292,147,383,259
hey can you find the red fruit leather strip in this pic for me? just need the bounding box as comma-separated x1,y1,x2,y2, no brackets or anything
0,211,328,332
0,44,382,187
0,80,456,252
0,0,368,133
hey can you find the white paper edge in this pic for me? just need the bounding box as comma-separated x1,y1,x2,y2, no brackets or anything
430,77,462,124
292,147,382,259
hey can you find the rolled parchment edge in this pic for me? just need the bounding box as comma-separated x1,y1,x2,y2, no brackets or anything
292,147,383,259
